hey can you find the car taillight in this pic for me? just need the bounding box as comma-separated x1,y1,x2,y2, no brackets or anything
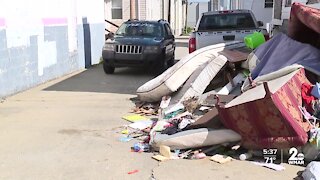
219,10,233,14
189,37,196,53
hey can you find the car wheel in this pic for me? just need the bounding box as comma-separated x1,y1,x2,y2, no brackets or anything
168,53,175,67
156,56,168,75
103,61,115,74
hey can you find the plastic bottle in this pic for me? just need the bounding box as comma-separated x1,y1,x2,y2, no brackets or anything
133,142,150,152
239,152,253,161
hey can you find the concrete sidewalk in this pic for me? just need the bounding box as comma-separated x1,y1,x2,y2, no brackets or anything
0,65,305,180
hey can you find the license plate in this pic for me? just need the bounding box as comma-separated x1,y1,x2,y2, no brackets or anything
223,35,235,41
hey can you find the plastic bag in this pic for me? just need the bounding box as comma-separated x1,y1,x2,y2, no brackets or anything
311,82,320,99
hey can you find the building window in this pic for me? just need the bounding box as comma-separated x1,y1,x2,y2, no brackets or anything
265,0,273,8
285,0,292,7
112,0,122,19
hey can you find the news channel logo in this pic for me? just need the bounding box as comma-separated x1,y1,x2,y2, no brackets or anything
262,147,304,165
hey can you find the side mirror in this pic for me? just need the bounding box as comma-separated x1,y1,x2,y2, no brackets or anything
257,21,264,27
168,35,175,39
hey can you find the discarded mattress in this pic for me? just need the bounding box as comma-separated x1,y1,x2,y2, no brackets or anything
150,128,241,150
169,55,228,105
137,41,245,102
217,68,312,149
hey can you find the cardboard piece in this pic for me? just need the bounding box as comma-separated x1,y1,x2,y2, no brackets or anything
210,154,233,164
185,107,223,130
186,94,235,129
159,145,172,158
152,155,169,162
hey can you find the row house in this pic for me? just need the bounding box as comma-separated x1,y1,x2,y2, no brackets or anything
104,0,186,36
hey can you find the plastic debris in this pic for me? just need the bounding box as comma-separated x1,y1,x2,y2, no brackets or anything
122,114,149,123
132,142,150,152
199,106,211,111
192,152,206,159
128,120,153,130
239,152,253,161
119,136,133,142
127,169,139,174
121,129,129,134
152,121,171,132
160,96,171,109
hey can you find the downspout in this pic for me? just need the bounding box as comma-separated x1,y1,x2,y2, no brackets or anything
184,1,188,34
130,0,135,19
162,0,165,19
168,0,171,23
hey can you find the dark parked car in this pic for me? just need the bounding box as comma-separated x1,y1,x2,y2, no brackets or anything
102,19,175,74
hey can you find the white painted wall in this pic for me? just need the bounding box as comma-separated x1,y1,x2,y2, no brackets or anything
281,0,307,20
187,2,209,28
271,0,319,26
146,0,161,20
240,0,272,28
0,0,105,97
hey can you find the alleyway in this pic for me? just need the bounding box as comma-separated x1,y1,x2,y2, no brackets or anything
0,40,305,180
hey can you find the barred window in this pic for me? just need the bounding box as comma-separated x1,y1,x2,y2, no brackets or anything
265,0,273,8
112,0,123,19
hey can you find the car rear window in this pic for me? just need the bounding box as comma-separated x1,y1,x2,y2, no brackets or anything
198,13,256,31
115,22,163,37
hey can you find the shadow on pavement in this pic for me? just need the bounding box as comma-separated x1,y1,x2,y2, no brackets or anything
44,64,155,95
175,41,188,48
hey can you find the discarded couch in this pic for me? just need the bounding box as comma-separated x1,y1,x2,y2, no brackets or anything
218,68,312,149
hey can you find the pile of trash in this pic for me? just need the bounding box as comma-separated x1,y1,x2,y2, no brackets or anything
117,2,320,176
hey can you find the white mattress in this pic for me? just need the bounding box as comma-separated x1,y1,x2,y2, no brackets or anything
137,41,245,102
151,128,241,150
169,55,227,105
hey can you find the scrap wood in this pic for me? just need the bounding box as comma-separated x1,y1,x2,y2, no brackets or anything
218,49,250,63
130,103,159,116
182,97,199,113
130,108,158,116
